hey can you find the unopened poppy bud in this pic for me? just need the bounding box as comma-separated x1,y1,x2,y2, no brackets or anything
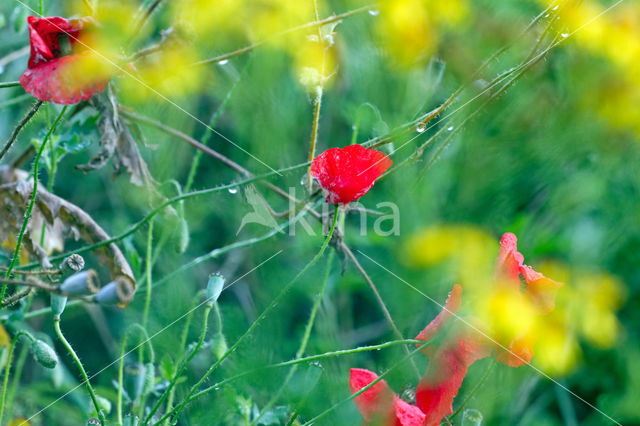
60,270,99,296
211,333,228,361
143,362,155,396
94,395,112,415
61,254,85,272
95,276,135,307
125,362,146,401
31,339,58,369
178,217,190,254
51,294,68,318
205,273,225,305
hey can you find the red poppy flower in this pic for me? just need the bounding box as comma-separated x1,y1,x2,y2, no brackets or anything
496,232,562,314
310,144,392,204
20,16,108,104
413,285,490,425
350,368,426,426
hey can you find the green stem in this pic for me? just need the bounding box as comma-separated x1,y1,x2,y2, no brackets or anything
143,304,212,424
1,106,67,301
117,324,155,425
155,205,340,425
306,88,323,192
181,339,425,414
54,317,106,425
252,249,335,425
450,361,495,419
0,100,42,162
0,331,34,424
141,219,154,331
0,81,20,89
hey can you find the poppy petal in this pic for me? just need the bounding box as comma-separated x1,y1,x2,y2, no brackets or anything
415,284,462,349
310,144,392,204
350,368,425,426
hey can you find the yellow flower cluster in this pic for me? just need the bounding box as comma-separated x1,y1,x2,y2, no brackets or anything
541,0,640,136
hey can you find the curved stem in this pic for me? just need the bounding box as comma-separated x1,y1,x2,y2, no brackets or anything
54,316,105,425
1,105,67,301
0,100,42,162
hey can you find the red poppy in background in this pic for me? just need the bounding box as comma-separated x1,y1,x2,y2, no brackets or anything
350,233,563,425
350,368,426,426
310,144,392,204
20,16,108,104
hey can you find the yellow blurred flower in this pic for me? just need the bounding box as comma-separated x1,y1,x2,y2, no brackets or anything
376,0,469,67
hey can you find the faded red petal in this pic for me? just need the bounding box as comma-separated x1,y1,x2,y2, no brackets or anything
416,335,489,426
496,232,524,281
415,284,462,351
20,16,108,104
20,56,108,105
310,144,392,204
494,334,534,367
497,233,562,312
350,368,425,426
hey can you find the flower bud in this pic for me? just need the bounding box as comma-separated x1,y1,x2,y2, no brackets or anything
94,395,112,415
125,362,146,401
205,273,225,305
50,294,68,318
143,362,155,396
31,339,58,369
60,270,99,296
61,254,85,272
95,276,135,307
211,333,228,361
178,217,190,254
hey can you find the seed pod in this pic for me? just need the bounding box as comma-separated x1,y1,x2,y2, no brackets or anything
31,339,58,369
51,294,68,317
60,270,99,296
61,254,85,272
95,276,135,307
205,273,225,305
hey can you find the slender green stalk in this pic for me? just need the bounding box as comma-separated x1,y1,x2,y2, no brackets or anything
1,105,67,301
143,303,212,424
450,361,495,419
141,219,154,330
0,81,20,89
54,317,106,425
117,324,155,425
251,249,335,425
0,100,42,162
0,331,34,424
155,205,340,425
306,88,323,192
179,339,426,418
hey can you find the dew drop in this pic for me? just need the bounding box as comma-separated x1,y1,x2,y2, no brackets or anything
552,5,559,10
218,59,229,65
561,33,569,38
228,188,238,194
368,9,380,16
416,124,426,133
447,126,454,131
544,13,550,18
